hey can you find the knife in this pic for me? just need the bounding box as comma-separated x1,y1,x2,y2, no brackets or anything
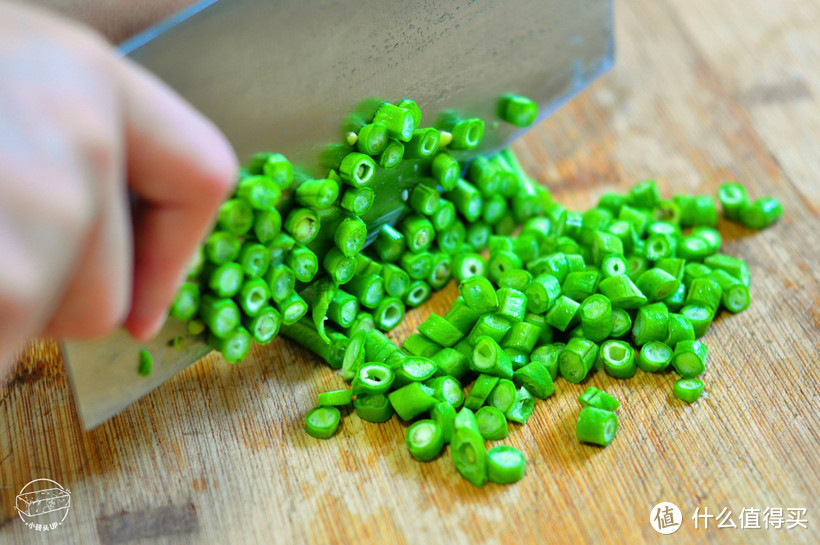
63,0,614,430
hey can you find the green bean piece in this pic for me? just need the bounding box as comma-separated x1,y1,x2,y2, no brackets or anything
356,122,389,155
632,302,670,346
558,337,599,384
579,294,613,343
428,253,452,290
484,379,515,414
598,275,648,309
505,386,535,424
340,186,375,216
445,179,483,223
209,326,252,364
344,273,384,310
501,322,542,354
717,182,749,221
138,349,153,377
619,205,650,237
376,264,408,300
169,282,200,322
340,330,366,380
683,262,713,289
243,306,281,344
512,361,554,399
626,254,649,282
342,311,375,337
406,128,441,159
339,152,377,187
708,269,751,313
654,257,686,282
295,178,339,210
374,102,415,141
673,194,696,227
663,283,686,313
576,407,618,446
388,383,439,421
599,340,636,378
204,231,241,265
354,394,394,423
465,222,490,251
431,402,457,443
680,304,713,338
665,313,696,347
674,378,705,403
672,340,708,378
400,250,434,280
403,280,432,308
488,251,522,284
393,357,437,388
375,137,403,169
482,193,509,224
591,231,624,267
309,278,337,342
453,253,487,282
352,363,395,395
266,233,295,265
545,295,580,331
396,98,422,126
635,341,672,373
305,406,341,439
488,235,514,254
464,374,501,411
431,152,460,191
458,277,497,313
685,277,723,313
319,248,353,284
237,175,282,209
405,420,444,461
524,274,561,314
505,348,529,371
447,117,485,150
644,233,676,261
317,389,353,407
265,265,294,305
475,406,509,440
254,153,293,188
454,406,481,434
498,93,539,127
277,292,309,326
397,332,436,358
332,216,366,258
235,278,271,318
217,198,255,235
286,244,318,283
431,199,457,232
692,195,718,227
435,221,465,254
467,314,512,346
487,445,526,484
600,254,628,278
373,296,404,332
283,208,321,244
201,296,241,339
498,269,533,292
431,348,470,380
530,346,560,380
416,313,462,347
471,338,514,380
451,423,488,487
636,268,680,303
236,243,270,280
577,386,620,411
628,179,660,208
691,226,722,255
444,297,483,335
426,376,465,408
496,288,527,323
409,183,440,217
607,307,630,339
704,253,751,287
677,235,710,262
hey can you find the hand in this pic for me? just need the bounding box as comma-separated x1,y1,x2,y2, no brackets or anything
0,2,237,372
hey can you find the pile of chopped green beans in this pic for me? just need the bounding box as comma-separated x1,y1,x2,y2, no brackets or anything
165,93,782,487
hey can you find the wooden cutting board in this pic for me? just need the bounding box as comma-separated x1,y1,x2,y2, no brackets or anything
2,0,819,543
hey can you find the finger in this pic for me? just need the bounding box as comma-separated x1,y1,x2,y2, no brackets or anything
116,57,237,341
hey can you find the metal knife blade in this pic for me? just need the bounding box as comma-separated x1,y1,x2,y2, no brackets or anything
64,0,614,430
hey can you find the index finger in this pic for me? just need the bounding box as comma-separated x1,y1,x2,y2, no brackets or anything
116,57,237,341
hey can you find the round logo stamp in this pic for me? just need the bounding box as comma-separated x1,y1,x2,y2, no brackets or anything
650,502,682,534
15,478,71,532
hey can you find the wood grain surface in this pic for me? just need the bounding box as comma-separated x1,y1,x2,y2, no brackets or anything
2,0,819,543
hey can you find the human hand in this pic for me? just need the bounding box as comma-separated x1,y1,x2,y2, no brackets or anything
0,2,237,372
